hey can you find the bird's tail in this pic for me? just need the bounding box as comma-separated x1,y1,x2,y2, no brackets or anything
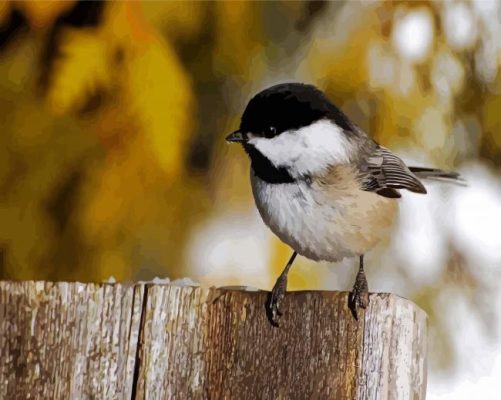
409,167,466,186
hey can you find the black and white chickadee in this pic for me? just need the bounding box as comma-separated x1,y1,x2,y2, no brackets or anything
226,82,462,326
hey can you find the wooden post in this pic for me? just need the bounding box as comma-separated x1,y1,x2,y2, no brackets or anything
0,281,144,399
0,282,427,399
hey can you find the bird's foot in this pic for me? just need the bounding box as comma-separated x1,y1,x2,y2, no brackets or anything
266,274,288,327
348,269,369,321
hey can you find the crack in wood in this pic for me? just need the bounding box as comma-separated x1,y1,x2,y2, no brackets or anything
130,284,147,400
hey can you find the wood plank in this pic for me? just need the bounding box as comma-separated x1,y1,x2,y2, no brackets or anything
0,281,143,399
135,287,427,399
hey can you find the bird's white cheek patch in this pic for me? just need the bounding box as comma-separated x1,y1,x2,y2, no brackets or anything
248,119,353,177
248,132,299,168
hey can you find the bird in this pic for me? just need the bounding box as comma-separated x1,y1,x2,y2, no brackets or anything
225,82,462,326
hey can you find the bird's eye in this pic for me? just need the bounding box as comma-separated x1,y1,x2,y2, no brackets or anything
264,126,276,138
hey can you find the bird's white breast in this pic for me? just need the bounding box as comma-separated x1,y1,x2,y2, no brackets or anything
250,170,398,262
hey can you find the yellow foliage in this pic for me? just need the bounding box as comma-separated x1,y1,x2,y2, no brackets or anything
0,1,9,26
124,36,193,179
103,1,194,179
373,88,431,146
24,0,195,281
213,1,266,79
77,133,161,280
141,1,207,42
79,130,165,242
94,250,130,282
482,93,501,162
44,0,194,178
16,0,75,30
0,203,52,280
46,28,111,114
307,9,377,98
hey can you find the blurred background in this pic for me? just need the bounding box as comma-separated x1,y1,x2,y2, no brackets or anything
0,0,500,397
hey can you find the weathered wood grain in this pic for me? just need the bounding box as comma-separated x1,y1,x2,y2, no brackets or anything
135,287,427,400
358,294,427,400
0,282,427,399
0,281,144,400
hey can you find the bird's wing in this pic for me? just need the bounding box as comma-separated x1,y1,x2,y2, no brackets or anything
360,146,427,199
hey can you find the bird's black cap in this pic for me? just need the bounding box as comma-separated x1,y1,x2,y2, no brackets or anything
239,82,354,137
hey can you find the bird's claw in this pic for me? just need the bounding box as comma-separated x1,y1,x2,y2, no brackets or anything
266,275,287,327
348,288,369,320
348,270,369,321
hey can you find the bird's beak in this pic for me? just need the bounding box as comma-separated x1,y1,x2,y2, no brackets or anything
225,130,247,143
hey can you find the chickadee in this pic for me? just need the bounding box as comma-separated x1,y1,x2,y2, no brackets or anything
226,82,461,326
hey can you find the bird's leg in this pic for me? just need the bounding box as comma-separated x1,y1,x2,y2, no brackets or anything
266,251,298,327
348,255,369,320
